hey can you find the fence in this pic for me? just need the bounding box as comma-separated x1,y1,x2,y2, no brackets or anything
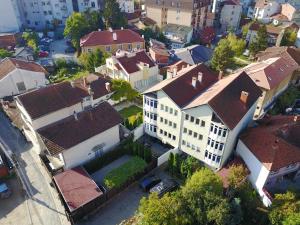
132,123,144,141
157,147,180,167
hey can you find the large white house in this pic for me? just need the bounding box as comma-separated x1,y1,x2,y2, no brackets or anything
143,64,262,169
236,115,300,206
105,50,159,91
0,0,23,33
0,58,48,98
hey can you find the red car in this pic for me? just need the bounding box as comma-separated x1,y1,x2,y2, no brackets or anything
38,51,49,58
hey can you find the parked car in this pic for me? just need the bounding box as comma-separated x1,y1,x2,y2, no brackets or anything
65,46,76,53
0,182,11,199
150,179,178,197
139,175,161,192
38,51,49,58
286,99,300,115
40,37,53,46
38,45,50,52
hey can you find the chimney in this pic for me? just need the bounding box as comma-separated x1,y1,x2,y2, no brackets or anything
240,91,249,104
88,87,94,96
142,35,144,39
82,77,87,87
192,77,197,88
294,116,298,122
113,32,117,41
98,28,101,31
105,82,111,92
218,71,223,80
73,111,78,121
70,81,75,88
121,27,124,30
198,72,203,83
109,27,113,32
173,67,177,77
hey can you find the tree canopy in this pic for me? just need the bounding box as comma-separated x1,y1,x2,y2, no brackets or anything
78,48,110,72
249,24,268,56
0,49,12,58
22,31,39,51
103,0,127,29
211,38,235,72
281,29,297,46
227,33,246,56
111,79,139,102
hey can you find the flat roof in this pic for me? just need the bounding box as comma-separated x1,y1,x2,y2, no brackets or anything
53,167,103,212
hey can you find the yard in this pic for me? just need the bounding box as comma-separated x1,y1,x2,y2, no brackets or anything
118,105,143,130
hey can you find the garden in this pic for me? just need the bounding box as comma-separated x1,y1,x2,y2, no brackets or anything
119,105,143,130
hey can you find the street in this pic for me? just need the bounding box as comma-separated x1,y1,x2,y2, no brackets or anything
0,111,69,225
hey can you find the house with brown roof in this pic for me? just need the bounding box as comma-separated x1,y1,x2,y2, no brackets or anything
143,64,262,169
0,58,48,98
16,74,113,147
236,115,300,206
80,28,145,55
37,102,122,169
253,0,280,23
105,50,159,91
241,57,299,119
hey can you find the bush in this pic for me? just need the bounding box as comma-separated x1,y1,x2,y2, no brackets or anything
104,156,147,189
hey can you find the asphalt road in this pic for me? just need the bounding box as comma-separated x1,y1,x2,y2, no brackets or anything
0,111,69,225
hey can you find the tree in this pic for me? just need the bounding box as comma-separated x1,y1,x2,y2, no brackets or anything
173,153,180,174
111,79,139,102
228,164,248,190
211,38,234,72
249,24,268,56
281,29,297,46
78,48,110,72
140,27,169,47
144,147,152,163
168,152,175,174
22,31,39,51
103,0,127,29
227,33,246,56
0,49,12,58
283,213,300,225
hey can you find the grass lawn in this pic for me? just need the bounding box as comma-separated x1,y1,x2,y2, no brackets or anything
119,105,143,129
104,156,147,189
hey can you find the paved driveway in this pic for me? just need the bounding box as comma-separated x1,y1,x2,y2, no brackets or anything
0,112,69,225
49,39,76,62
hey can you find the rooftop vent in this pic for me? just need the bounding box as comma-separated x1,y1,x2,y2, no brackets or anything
198,72,203,83
240,91,249,104
113,32,117,41
192,77,197,88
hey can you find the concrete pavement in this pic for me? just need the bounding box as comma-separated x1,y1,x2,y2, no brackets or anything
0,112,69,225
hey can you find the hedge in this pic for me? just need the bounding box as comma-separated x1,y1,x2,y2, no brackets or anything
104,156,147,189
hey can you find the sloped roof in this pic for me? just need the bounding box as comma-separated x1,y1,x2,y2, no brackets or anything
38,102,122,155
240,116,300,171
17,74,111,119
241,57,299,90
80,29,144,47
0,58,47,80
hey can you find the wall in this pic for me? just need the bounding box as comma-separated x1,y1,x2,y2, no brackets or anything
62,125,120,169
0,69,47,98
0,0,22,32
146,6,162,27
255,2,280,22
166,9,192,27
220,4,242,31
157,147,180,167
133,124,144,141
82,42,145,55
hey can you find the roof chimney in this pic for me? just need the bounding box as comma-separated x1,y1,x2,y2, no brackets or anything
121,27,124,30
98,28,101,31
198,72,203,83
218,71,223,80
70,81,75,88
113,32,117,41
73,111,78,121
88,87,94,96
83,77,87,87
240,91,249,104
192,77,197,88
105,82,111,92
109,27,113,32
294,116,298,122
173,67,177,77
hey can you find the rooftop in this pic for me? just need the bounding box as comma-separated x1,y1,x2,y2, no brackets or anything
38,102,122,155
240,115,300,171
80,29,144,47
162,23,193,43
53,167,103,212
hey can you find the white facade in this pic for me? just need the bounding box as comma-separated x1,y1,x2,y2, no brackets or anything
220,4,242,31
0,0,23,32
62,125,120,169
254,1,280,23
76,0,103,12
0,69,47,98
118,0,135,13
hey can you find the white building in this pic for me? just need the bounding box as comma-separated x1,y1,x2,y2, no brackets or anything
236,115,300,206
220,0,242,32
76,0,103,12
0,0,23,33
0,58,48,98
143,64,262,169
162,24,193,49
118,0,135,13
105,50,159,91
253,0,280,23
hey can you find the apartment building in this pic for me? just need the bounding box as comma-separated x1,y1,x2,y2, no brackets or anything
0,0,24,33
219,0,242,32
118,0,135,13
80,29,145,54
241,57,299,119
144,0,214,31
253,0,280,23
105,50,159,91
143,64,261,169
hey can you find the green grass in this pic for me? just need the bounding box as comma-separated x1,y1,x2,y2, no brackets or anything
119,105,143,128
104,156,147,189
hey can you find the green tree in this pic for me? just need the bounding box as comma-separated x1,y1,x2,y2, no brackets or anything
249,24,268,56
173,153,180,174
242,22,253,39
22,31,39,51
78,48,110,72
211,38,234,72
0,49,12,58
281,29,297,46
140,27,168,47
228,164,248,190
283,213,300,225
227,33,246,56
103,0,127,29
168,152,175,174
144,147,152,163
111,79,139,102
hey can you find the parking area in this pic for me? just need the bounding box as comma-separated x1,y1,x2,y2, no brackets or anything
79,166,173,225
49,39,76,62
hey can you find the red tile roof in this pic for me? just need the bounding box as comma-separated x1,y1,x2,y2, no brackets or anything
38,102,122,155
115,50,156,74
53,167,103,212
0,33,20,49
240,115,300,171
0,58,48,80
80,29,144,47
17,74,111,120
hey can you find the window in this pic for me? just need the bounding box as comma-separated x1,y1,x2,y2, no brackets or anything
128,44,132,50
160,104,164,110
164,131,167,136
173,123,177,128
219,143,224,151
172,135,176,140
205,150,208,157
196,118,200,125
212,154,216,161
174,110,178,116
211,140,215,148
187,142,191,147
165,106,168,112
160,129,163,134
183,128,187,133
188,130,192,135
164,119,167,124
169,121,172,126
106,46,111,52
168,133,171,138
216,156,221,163
16,82,26,92
207,138,211,145
198,134,203,140
191,145,195,150
222,129,227,137
91,1,95,7
160,117,163,122
214,127,217,134
193,132,197,138
218,129,222,136
201,121,205,127
170,108,173,114
190,116,194,123
215,142,219,150
210,124,214,132
196,147,200,152
185,114,189,120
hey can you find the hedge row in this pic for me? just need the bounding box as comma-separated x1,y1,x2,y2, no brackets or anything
104,156,147,189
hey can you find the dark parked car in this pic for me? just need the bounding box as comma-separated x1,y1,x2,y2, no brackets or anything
0,182,11,199
65,46,76,53
38,45,50,52
139,175,161,191
150,179,178,197
286,99,300,115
